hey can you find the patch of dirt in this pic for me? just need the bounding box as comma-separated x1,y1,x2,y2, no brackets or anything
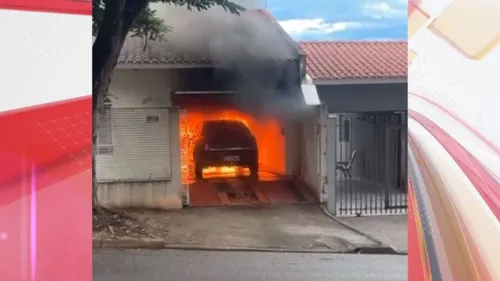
92,208,159,240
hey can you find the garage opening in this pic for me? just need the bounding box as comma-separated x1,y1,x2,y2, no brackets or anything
182,106,285,180
178,92,285,181
176,92,313,207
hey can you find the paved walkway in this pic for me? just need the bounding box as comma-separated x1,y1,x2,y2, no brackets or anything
94,205,386,253
338,215,408,253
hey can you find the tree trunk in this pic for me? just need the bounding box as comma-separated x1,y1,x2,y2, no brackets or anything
92,0,149,211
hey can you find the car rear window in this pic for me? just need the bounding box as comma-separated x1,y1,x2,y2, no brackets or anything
202,121,251,138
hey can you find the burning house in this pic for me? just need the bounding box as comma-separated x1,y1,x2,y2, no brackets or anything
94,5,326,209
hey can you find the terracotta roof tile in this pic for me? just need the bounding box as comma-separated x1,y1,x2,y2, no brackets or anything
118,36,210,65
299,41,408,81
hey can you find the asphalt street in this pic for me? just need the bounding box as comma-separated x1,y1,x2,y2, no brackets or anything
93,249,407,281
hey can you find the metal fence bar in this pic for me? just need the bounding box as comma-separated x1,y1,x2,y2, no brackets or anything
335,111,408,216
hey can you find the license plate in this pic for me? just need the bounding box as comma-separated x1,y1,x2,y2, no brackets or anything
223,155,240,162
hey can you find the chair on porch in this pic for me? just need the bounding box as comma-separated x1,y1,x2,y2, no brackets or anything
336,148,357,179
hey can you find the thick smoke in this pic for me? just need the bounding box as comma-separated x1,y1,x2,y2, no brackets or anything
149,4,307,120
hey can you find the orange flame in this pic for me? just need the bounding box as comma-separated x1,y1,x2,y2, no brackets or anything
180,107,285,183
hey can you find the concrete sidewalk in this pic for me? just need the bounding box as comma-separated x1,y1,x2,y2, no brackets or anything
334,214,408,254
93,205,399,254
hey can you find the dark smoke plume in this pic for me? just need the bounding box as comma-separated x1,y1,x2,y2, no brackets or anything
150,3,307,120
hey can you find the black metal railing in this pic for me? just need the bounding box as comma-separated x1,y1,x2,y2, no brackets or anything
335,112,408,216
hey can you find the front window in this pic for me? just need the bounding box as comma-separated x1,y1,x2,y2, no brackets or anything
96,97,113,155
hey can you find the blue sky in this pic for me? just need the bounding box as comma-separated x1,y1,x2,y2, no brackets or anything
264,0,408,41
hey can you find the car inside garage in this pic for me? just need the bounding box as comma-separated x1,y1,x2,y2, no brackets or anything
174,89,315,207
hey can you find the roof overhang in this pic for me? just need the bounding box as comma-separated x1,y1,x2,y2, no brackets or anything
116,63,211,69
313,78,407,85
173,91,234,95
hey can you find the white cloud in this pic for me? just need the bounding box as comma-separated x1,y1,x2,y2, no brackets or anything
278,18,363,36
363,1,406,19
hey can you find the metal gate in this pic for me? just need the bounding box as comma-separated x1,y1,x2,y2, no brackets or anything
329,112,408,216
179,109,190,206
95,107,173,182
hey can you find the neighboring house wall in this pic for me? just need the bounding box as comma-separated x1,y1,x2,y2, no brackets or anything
96,69,183,209
317,83,407,113
297,105,327,202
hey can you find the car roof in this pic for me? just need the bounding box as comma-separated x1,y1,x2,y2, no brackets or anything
203,119,246,126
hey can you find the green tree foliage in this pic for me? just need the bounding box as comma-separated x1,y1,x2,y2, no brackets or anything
92,0,242,49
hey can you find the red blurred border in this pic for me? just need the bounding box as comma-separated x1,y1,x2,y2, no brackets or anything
410,93,500,157
409,109,500,219
408,0,424,16
0,2,92,280
0,96,92,281
408,176,428,281
409,110,500,280
0,0,91,15
0,96,91,204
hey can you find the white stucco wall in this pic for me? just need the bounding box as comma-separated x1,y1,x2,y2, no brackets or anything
108,69,178,108
96,69,183,209
283,118,299,176
297,105,326,202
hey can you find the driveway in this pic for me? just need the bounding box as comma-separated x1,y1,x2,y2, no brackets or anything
94,204,384,253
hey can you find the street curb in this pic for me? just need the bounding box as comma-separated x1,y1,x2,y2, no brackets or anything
92,238,406,255
319,206,406,255
95,238,166,249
